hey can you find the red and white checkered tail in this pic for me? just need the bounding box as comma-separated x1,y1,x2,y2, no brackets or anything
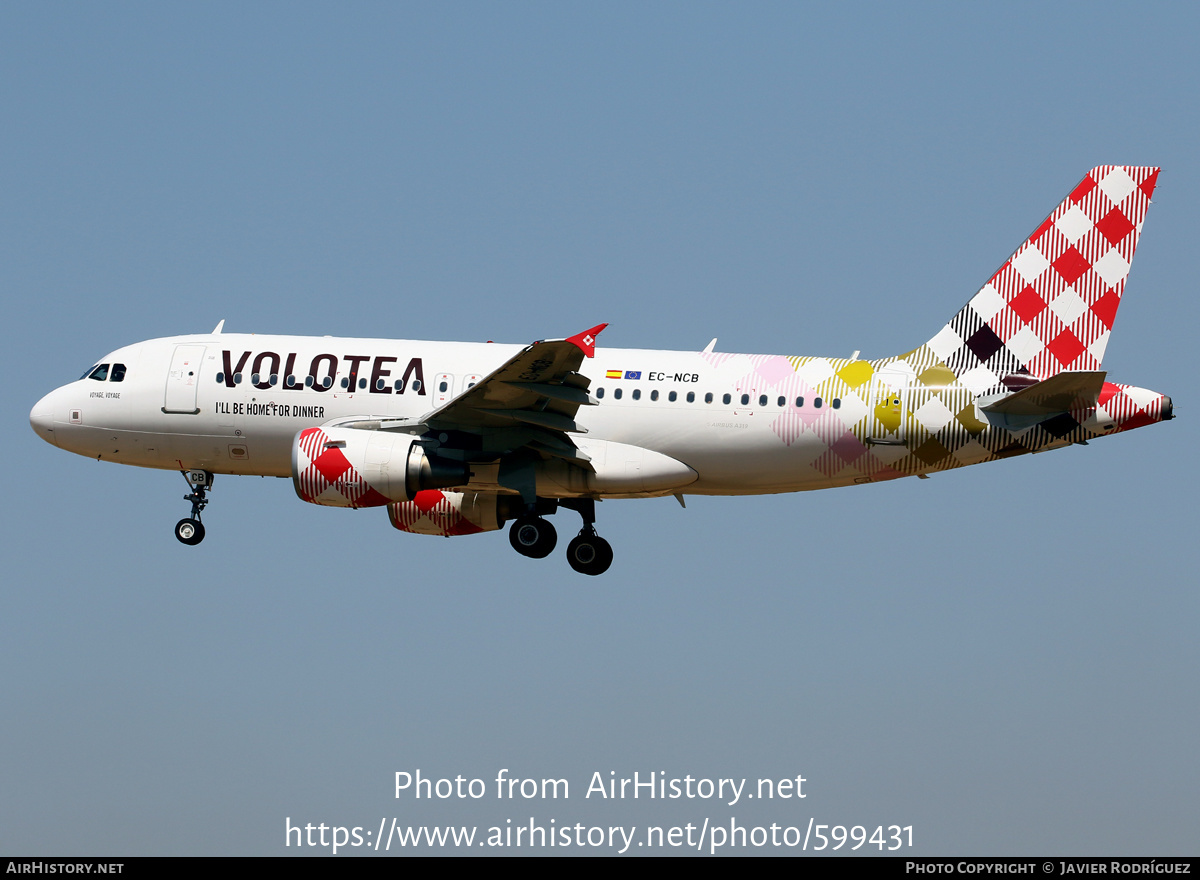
921,166,1159,391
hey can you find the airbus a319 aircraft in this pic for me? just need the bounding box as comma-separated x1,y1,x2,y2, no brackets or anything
30,166,1172,575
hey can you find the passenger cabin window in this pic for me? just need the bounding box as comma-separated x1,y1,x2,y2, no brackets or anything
412,380,422,392
759,395,768,406
777,396,785,407
614,388,623,400
88,364,109,382
111,364,126,382
686,391,695,403
651,390,659,401
705,392,713,404
632,389,641,400
668,391,678,402
814,397,823,408
740,393,749,405
795,396,804,407
359,378,367,390
723,393,731,405
596,387,605,398
832,398,841,409
340,377,350,389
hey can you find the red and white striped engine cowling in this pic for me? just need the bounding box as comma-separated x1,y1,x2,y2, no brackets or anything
291,426,421,508
387,490,504,536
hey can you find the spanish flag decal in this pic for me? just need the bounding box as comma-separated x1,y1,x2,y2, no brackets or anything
605,370,623,379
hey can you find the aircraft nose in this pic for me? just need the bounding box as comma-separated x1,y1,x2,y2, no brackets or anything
30,391,60,447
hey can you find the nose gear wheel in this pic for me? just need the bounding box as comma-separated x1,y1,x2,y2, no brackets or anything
175,518,205,545
175,469,213,546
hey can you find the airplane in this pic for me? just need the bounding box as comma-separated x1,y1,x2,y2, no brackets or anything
29,165,1173,575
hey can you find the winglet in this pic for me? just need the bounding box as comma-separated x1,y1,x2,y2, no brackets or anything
566,323,608,358
212,319,225,334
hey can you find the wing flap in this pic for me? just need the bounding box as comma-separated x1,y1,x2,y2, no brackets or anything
476,407,585,433
500,381,597,406
527,439,594,468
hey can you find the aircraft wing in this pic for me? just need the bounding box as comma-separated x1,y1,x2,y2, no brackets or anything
422,324,606,434
354,324,608,468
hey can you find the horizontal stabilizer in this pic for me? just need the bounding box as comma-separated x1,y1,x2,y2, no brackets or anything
982,371,1107,416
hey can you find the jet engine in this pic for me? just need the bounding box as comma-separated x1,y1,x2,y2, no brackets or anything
292,426,469,508
388,490,515,536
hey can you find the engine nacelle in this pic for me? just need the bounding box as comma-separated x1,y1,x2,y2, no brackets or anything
292,426,469,508
388,490,513,536
535,438,698,498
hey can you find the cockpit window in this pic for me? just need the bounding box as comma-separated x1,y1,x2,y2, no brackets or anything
110,363,127,382
80,364,100,380
88,364,110,382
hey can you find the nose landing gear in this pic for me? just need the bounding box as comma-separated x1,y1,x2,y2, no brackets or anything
175,469,212,546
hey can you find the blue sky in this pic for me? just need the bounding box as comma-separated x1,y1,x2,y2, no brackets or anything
2,2,1196,855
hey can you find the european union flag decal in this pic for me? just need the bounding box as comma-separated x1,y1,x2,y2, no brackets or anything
624,371,642,380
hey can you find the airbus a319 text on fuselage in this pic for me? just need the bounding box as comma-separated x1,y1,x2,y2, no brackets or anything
30,166,1173,575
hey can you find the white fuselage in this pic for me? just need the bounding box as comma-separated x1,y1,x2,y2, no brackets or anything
36,329,1169,503
27,168,1173,569
31,331,947,496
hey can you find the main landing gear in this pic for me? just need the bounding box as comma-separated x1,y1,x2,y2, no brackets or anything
175,469,212,546
509,515,557,559
565,528,613,577
507,499,613,576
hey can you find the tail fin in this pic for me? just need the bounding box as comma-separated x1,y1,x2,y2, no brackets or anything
919,166,1159,392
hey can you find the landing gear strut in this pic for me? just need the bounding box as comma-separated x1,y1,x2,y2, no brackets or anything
175,469,212,546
